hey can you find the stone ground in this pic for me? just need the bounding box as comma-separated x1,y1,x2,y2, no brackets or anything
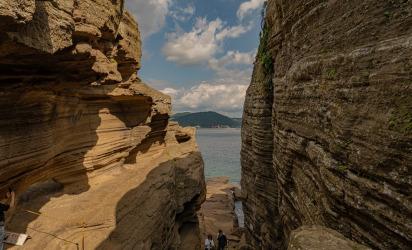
198,177,246,249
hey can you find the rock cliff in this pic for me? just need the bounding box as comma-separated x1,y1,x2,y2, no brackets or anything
0,0,205,249
241,0,411,249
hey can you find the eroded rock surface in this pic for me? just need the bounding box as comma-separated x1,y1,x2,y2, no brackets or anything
0,1,35,29
242,0,411,249
287,226,371,250
0,0,205,249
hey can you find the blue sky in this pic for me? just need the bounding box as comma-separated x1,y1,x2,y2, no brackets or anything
126,0,265,117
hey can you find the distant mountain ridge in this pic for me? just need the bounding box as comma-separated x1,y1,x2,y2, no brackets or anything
172,111,241,128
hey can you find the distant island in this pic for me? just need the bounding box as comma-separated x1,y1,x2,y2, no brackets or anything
172,111,241,128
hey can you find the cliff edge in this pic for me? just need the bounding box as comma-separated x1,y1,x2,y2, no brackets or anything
0,0,205,249
242,0,411,249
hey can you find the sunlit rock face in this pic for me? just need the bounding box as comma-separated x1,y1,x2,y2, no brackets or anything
287,226,371,250
241,0,412,249
0,0,205,249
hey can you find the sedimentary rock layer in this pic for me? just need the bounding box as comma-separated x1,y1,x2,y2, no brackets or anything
0,0,205,249
241,0,412,249
287,226,371,250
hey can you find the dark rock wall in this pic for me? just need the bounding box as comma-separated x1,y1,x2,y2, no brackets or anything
241,0,412,249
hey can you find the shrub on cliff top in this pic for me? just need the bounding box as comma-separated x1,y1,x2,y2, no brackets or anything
257,3,274,76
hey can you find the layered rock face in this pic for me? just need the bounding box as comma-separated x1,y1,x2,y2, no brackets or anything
287,226,371,250
0,0,205,249
242,0,412,249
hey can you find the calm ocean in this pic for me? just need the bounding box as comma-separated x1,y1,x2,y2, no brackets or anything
196,128,241,184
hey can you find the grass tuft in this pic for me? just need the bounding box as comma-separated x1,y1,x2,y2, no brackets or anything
336,165,348,173
389,107,412,133
325,68,337,80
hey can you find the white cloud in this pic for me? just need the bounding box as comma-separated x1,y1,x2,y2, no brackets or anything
237,0,265,20
162,18,221,65
216,22,253,40
208,50,255,84
137,0,264,116
180,83,247,110
170,5,195,22
162,18,252,65
160,87,179,97
126,0,171,39
157,50,255,116
209,50,255,70
157,49,255,115
162,83,248,116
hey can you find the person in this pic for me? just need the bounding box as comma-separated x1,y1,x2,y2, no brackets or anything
205,234,215,250
217,230,227,250
0,189,15,250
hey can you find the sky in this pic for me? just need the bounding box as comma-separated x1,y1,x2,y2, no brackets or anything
125,0,265,117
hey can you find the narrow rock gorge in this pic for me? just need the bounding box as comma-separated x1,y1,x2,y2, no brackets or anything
242,0,411,249
0,0,205,249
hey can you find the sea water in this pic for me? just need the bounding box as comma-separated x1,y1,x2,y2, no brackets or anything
196,128,244,227
195,128,241,183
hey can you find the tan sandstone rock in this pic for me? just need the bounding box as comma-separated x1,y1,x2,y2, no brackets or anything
0,0,206,249
0,0,35,30
287,226,371,250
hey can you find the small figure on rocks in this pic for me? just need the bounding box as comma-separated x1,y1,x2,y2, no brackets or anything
217,229,228,250
205,234,215,250
0,189,15,250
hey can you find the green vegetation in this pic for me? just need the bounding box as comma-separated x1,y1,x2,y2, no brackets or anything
257,1,273,76
389,107,412,133
257,25,273,75
325,68,337,80
336,165,348,173
171,111,241,128
171,112,191,119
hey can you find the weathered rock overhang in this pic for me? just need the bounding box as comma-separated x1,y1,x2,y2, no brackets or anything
0,1,206,249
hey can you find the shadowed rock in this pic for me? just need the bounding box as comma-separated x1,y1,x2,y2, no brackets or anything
0,0,206,249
